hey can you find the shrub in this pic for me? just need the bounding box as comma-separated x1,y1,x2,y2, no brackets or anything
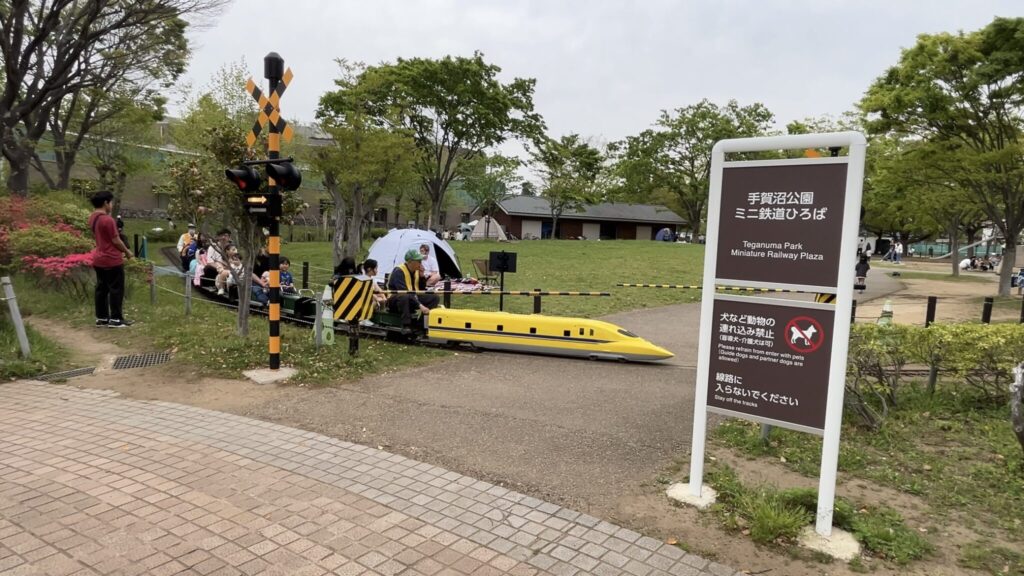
8,225,94,262
370,227,387,239
21,253,95,300
938,324,1024,402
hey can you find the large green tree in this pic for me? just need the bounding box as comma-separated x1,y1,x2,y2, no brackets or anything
315,62,419,264
0,0,221,195
461,153,521,218
341,52,544,229
861,17,1024,295
612,99,774,235
530,134,604,239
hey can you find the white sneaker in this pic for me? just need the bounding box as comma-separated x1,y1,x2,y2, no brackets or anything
359,319,375,327
217,289,226,296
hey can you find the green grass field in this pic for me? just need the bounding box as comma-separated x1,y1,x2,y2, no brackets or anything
281,239,705,318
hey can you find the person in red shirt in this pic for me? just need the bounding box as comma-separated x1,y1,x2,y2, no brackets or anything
88,191,134,327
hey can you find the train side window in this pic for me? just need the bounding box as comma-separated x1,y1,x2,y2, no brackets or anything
530,327,537,334
590,329,594,336
579,328,584,335
436,317,443,325
465,322,472,329
563,330,570,337
497,325,504,332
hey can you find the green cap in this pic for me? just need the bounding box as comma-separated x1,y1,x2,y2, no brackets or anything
404,249,424,262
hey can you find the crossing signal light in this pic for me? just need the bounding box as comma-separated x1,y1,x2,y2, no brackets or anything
225,166,262,191
266,161,302,191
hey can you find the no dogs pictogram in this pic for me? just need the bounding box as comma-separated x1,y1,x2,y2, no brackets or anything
784,316,825,354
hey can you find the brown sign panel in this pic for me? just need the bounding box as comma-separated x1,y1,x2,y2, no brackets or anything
706,297,835,432
715,162,848,288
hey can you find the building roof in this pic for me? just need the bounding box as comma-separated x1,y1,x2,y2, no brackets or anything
494,196,686,225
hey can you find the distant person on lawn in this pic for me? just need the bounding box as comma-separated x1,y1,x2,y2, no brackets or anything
88,191,133,328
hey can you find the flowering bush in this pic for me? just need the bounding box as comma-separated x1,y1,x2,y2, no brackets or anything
21,253,96,300
7,224,94,261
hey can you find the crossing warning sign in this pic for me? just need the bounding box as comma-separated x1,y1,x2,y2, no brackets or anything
245,68,295,147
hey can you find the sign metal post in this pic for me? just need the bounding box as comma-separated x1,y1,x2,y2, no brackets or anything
688,132,866,537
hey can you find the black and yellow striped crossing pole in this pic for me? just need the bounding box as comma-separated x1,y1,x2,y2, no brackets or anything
265,52,283,370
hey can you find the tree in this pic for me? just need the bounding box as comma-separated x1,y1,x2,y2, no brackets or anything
166,62,303,336
81,100,164,215
530,134,604,239
520,181,537,197
0,0,223,195
861,17,1024,295
612,100,774,235
346,52,544,228
315,61,420,264
462,154,521,217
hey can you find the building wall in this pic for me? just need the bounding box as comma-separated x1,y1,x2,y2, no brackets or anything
559,220,583,239
616,223,637,240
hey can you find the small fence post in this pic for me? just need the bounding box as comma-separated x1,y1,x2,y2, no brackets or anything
1019,297,1024,324
533,288,542,314
348,326,359,357
1,277,31,358
314,296,323,351
925,296,937,327
184,272,192,317
982,297,994,324
302,262,309,290
760,424,772,445
133,234,140,257
850,299,856,324
443,280,451,309
148,263,156,305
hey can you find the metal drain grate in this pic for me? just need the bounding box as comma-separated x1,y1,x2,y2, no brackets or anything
112,352,171,370
36,366,96,381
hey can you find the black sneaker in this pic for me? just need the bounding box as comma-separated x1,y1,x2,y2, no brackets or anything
107,319,134,328
95,319,108,327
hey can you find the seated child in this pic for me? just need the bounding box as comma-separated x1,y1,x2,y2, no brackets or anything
261,257,297,295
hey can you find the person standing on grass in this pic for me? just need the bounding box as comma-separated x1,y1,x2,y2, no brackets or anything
855,254,870,294
88,191,133,328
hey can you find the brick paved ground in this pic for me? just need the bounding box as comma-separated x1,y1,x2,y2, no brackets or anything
0,382,739,576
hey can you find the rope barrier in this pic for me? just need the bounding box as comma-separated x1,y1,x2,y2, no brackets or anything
617,283,816,294
381,290,611,296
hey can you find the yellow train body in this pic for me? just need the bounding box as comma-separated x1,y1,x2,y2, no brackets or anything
425,308,673,363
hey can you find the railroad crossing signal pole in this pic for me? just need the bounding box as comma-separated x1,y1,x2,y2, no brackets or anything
265,53,283,370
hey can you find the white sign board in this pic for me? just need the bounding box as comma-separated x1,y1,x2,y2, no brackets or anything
688,132,866,537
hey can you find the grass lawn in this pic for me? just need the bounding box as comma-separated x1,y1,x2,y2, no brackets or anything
888,270,993,284
711,383,1024,558
11,273,443,386
0,317,74,380
281,239,705,318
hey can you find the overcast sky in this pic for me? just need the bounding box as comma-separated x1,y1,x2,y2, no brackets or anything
178,0,1020,148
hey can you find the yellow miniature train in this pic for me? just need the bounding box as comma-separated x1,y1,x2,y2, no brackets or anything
424,308,673,363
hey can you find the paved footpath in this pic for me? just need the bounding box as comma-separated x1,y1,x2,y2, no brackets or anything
0,382,740,576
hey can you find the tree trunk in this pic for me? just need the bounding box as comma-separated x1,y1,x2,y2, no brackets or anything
999,237,1016,297
393,192,403,228
429,200,443,232
344,187,364,259
949,224,960,277
551,213,560,239
4,140,33,196
1012,364,1024,458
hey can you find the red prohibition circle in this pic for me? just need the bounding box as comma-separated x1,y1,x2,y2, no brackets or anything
784,316,825,354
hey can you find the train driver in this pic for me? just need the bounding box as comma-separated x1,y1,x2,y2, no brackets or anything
387,249,440,329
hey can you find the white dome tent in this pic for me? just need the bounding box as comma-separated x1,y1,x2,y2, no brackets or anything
470,215,507,241
366,229,462,282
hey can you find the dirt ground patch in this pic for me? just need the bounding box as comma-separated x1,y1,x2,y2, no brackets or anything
24,279,1011,576
856,259,1009,324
